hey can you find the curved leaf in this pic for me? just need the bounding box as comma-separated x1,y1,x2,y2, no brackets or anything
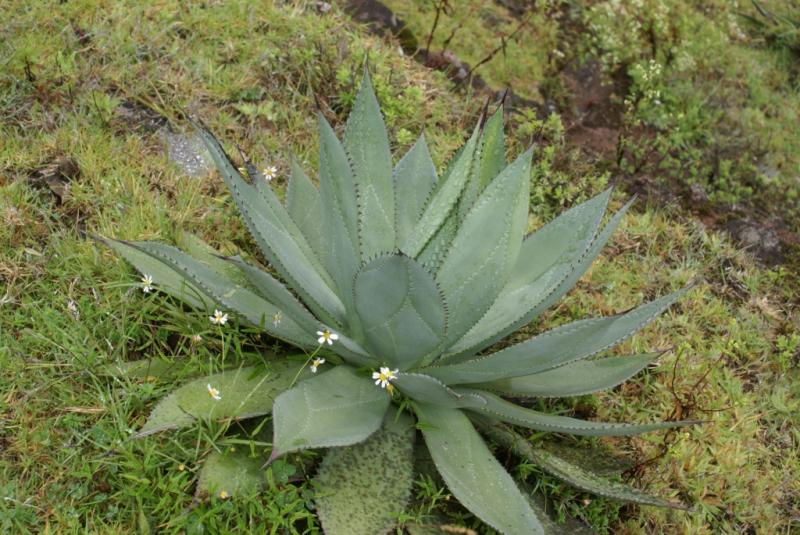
224,256,320,334
344,68,395,258
354,254,446,369
270,366,390,457
194,124,344,327
461,390,699,437
414,404,544,535
315,408,415,535
481,423,688,509
128,241,318,349
135,361,301,438
98,235,209,309
425,288,689,385
394,373,486,408
478,353,661,397
437,148,532,346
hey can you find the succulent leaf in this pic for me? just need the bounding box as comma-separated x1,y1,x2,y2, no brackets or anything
344,68,396,258
197,445,266,498
426,287,689,385
457,106,505,222
129,241,318,348
394,373,486,408
194,125,344,326
314,408,415,535
354,254,446,369
224,256,320,334
317,114,361,318
461,390,698,437
401,126,480,258
437,148,532,346
270,366,390,457
415,403,544,535
482,424,688,509
478,352,661,397
393,135,438,247
444,188,614,361
99,236,210,309
287,159,324,255
174,231,251,288
135,362,300,438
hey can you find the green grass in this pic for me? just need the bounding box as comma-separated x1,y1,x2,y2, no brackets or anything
1,0,799,533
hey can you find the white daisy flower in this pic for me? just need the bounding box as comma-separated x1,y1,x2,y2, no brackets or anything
141,274,154,293
372,367,399,389
262,166,278,181
210,309,228,325
272,311,282,326
310,357,325,373
316,329,339,345
206,383,221,400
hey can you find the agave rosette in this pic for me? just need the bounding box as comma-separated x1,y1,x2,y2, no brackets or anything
102,70,694,534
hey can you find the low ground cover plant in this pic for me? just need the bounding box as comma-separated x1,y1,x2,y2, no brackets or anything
100,69,698,533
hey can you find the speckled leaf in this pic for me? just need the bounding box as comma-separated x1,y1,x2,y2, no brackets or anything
315,408,415,535
286,159,324,255
135,362,301,438
460,390,699,437
436,148,532,346
354,254,446,369
482,424,687,509
394,135,438,247
270,366,390,457
197,445,266,498
480,353,661,397
344,68,395,258
444,189,613,361
426,288,689,385
415,404,544,535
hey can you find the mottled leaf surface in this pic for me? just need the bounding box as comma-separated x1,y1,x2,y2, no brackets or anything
315,409,415,535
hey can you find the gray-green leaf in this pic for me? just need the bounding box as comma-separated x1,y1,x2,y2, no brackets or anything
461,390,699,437
394,135,438,247
436,148,532,346
344,68,395,258
425,287,689,385
479,353,661,398
135,362,301,438
481,423,687,509
197,445,266,498
286,159,324,255
444,189,613,361
270,366,390,457
354,254,446,369
414,403,544,535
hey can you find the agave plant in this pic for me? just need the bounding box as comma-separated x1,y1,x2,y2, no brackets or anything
101,70,696,534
